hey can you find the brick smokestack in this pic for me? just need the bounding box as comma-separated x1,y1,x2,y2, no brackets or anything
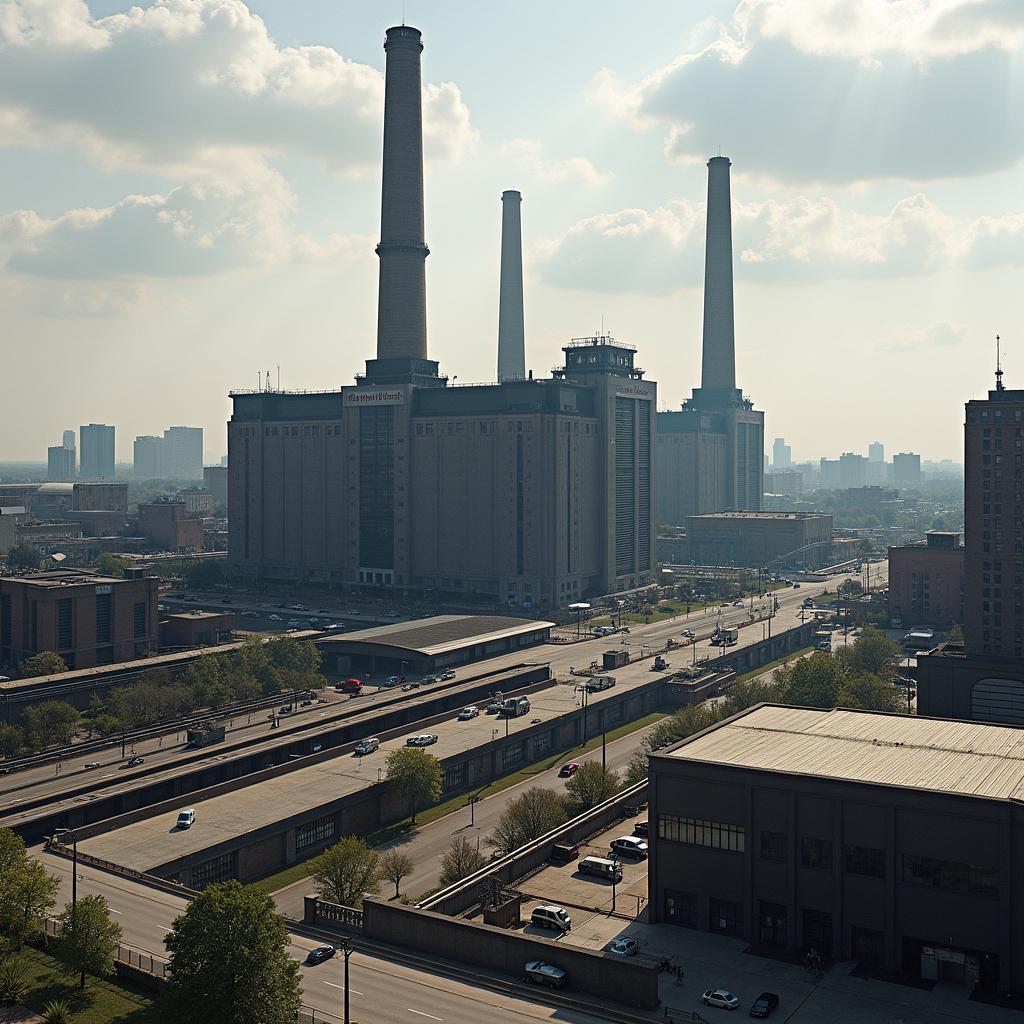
375,25,429,362
700,156,736,393
496,190,525,382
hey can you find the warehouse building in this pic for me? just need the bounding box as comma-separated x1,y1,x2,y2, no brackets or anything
649,705,1024,994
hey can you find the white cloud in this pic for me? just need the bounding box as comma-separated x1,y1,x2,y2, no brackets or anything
499,139,609,186
590,0,1024,183
886,319,968,352
536,193,1024,295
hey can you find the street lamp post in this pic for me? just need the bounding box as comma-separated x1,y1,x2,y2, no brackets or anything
53,828,78,931
338,938,355,1024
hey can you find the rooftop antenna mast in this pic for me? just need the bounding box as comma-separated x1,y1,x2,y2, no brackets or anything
996,334,1004,391
266,370,272,392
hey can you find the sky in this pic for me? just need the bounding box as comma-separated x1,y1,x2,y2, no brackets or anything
1,0,1022,464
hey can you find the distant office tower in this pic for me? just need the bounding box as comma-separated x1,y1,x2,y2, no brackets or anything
133,435,166,479
203,465,228,509
656,156,764,525
163,427,203,480
62,429,76,452
47,444,75,482
79,424,115,480
892,452,921,488
772,438,792,469
868,441,884,463
496,190,526,382
838,452,867,489
819,458,841,488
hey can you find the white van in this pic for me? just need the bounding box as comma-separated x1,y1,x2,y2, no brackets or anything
176,808,196,829
530,905,571,933
578,856,623,881
354,737,380,756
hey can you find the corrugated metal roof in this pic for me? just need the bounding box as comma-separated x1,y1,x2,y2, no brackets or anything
667,705,1024,801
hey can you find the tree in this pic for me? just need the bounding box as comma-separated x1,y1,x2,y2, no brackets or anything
834,627,901,679
489,788,567,856
16,652,68,679
0,724,24,760
4,544,39,570
379,848,414,899
20,701,79,750
948,624,965,644
622,747,650,787
93,553,128,577
53,894,122,989
840,672,904,713
310,837,383,908
439,836,486,886
0,828,58,949
385,747,443,823
720,676,785,716
163,881,301,1024
775,654,844,709
838,579,863,599
563,761,621,815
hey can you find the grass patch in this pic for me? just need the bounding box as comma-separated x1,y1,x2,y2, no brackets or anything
733,645,815,685
10,946,158,1023
252,711,667,895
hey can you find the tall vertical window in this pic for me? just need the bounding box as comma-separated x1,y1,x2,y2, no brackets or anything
614,398,636,576
56,599,73,650
95,593,112,644
132,601,147,640
358,407,395,570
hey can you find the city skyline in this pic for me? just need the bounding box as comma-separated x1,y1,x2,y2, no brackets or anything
1,0,1021,461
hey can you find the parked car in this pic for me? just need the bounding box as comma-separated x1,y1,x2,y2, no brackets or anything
176,808,196,829
558,762,579,777
610,836,648,859
816,640,832,652
606,937,639,957
306,945,336,966
530,905,571,933
406,734,438,747
384,675,401,686
633,820,649,837
524,961,566,988
703,989,740,1010
749,992,779,1018
458,706,479,720
441,670,456,680
354,737,380,756
422,674,439,685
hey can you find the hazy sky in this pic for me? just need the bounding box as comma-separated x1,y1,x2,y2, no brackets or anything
2,0,1021,463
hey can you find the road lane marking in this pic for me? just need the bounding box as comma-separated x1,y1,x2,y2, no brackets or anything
407,1011,443,1020
108,908,122,914
323,982,363,994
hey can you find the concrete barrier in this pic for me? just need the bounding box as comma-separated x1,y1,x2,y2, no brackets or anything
361,897,660,1011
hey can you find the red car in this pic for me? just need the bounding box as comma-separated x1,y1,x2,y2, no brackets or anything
558,762,579,777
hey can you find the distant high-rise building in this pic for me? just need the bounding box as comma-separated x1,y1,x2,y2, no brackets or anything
62,429,76,452
163,426,203,481
819,457,841,488
47,444,75,482
893,452,922,488
133,435,166,479
656,156,764,525
772,437,792,469
79,424,115,480
838,452,868,489
868,441,884,463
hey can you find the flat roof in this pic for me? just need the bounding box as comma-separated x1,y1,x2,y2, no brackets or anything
664,705,1024,802
1,569,126,588
689,512,829,521
323,615,554,657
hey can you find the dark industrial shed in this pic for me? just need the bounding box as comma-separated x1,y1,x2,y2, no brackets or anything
319,615,554,676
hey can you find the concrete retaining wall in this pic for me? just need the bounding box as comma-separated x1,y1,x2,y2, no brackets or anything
361,898,659,1011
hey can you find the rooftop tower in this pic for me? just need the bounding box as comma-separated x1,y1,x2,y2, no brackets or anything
699,155,738,400
496,190,526,382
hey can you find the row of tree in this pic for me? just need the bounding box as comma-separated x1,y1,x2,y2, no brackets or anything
0,636,325,760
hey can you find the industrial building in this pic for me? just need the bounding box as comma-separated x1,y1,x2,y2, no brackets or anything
228,26,656,608
887,531,964,629
0,567,159,671
656,156,765,527
649,704,1024,995
686,511,833,569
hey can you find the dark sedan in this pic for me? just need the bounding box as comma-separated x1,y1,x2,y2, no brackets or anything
306,945,336,966
749,992,779,1018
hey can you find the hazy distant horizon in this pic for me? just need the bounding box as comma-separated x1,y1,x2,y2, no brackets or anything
2,0,1020,462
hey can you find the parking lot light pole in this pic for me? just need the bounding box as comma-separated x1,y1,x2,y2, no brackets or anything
338,938,354,1024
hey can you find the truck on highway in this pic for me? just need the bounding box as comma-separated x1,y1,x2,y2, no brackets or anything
501,696,531,717
584,674,616,692
717,627,739,646
335,678,363,695
186,722,225,748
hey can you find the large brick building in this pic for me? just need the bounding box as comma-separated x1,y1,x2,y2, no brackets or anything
0,568,159,671
887,531,964,629
686,511,833,568
138,501,203,553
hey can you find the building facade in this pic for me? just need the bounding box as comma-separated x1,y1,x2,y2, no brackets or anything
893,452,922,487
203,466,228,509
164,426,203,481
887,531,964,629
47,445,75,482
73,482,128,514
79,424,115,480
138,501,204,553
686,512,833,568
133,435,166,479
649,705,1024,995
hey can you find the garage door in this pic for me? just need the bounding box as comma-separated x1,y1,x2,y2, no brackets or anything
972,678,1024,726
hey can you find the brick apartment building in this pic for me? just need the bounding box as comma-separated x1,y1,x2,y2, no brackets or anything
138,501,203,553
0,568,159,671
73,482,128,513
887,531,964,629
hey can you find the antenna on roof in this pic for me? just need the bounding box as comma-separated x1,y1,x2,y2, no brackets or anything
996,334,1004,391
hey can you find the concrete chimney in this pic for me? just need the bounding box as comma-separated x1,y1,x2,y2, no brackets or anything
699,155,736,393
496,190,525,382
375,25,429,363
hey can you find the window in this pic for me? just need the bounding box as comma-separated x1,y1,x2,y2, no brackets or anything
658,815,745,852
664,889,698,927
95,593,112,644
501,742,525,769
56,598,73,650
901,853,998,899
296,814,336,854
844,844,885,878
191,851,236,889
709,897,743,936
800,837,833,870
760,830,787,862
443,762,467,791
132,601,147,640
759,902,787,945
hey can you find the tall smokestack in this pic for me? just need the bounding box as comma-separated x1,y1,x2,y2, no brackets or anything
699,156,736,393
375,25,428,363
496,190,525,382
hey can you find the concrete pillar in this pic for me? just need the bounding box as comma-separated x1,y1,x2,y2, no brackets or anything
700,156,736,392
497,190,526,382
375,25,429,361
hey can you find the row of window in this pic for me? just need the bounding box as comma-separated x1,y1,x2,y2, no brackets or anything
295,813,336,855
658,815,746,852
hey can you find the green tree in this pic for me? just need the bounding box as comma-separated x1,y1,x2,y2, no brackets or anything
838,579,863,598
16,652,68,679
385,747,443,823
0,828,59,949
4,544,39,570
310,837,382,909
622,747,650,787
53,894,122,989
93,553,128,577
439,836,486,886
0,723,25,760
563,761,621,815
163,881,301,1024
488,787,567,856
720,676,785,716
840,672,905,713
835,627,901,679
776,653,844,708
21,701,79,750
379,848,415,899
948,624,965,644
